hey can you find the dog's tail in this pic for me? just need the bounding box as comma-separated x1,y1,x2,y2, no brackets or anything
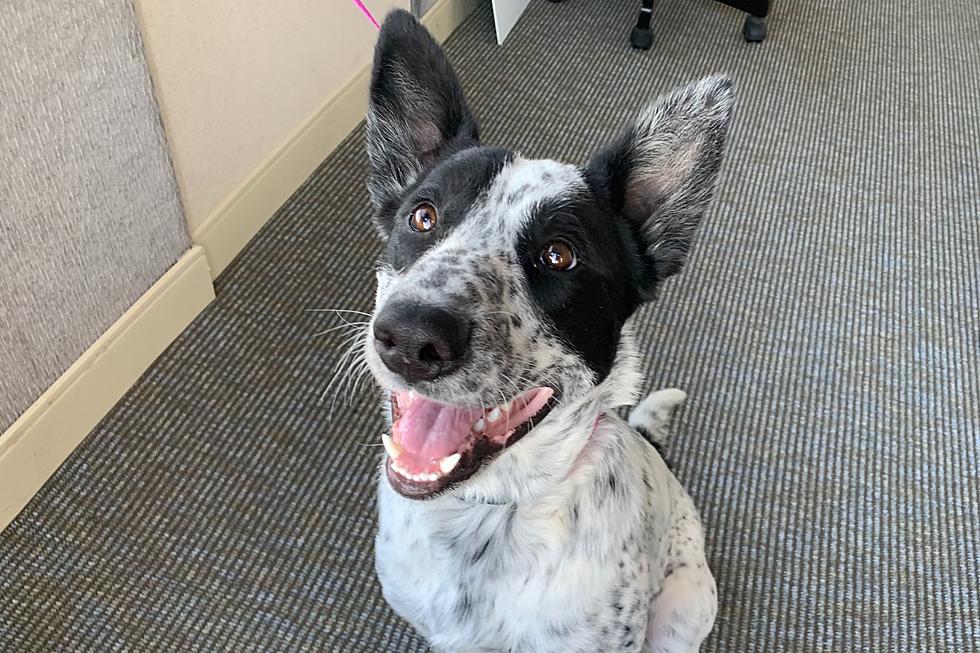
628,388,687,459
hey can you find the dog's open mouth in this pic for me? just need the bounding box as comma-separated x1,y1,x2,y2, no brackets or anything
382,387,556,499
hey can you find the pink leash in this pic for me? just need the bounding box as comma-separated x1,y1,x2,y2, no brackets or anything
352,0,381,30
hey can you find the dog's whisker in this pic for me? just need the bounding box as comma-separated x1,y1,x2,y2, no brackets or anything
335,329,370,349
335,344,369,410
306,307,372,317
497,376,524,407
350,364,375,404
319,326,370,413
346,348,372,401
309,321,370,338
342,354,371,399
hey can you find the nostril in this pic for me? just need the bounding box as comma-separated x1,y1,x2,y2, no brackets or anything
418,343,442,364
373,325,397,351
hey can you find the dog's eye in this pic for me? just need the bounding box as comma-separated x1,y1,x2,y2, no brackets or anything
540,240,577,271
409,203,438,232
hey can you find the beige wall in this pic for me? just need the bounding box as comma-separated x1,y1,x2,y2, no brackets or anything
134,0,409,234
0,0,190,431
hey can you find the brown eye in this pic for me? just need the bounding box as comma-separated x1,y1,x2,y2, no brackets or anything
409,203,437,232
540,240,577,271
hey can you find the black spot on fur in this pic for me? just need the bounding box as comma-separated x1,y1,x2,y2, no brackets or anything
635,425,672,468
455,590,473,619
472,538,492,563
505,504,517,536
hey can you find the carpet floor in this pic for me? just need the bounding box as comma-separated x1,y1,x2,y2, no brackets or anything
2,1,979,651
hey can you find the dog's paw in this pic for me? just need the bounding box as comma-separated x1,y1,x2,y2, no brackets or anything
628,388,687,445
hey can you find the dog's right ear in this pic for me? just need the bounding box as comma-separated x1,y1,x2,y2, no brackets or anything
587,76,735,298
366,10,479,219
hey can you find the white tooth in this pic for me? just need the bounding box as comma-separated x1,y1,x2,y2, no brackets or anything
473,417,485,433
487,407,502,423
439,453,461,475
391,460,409,477
381,433,403,459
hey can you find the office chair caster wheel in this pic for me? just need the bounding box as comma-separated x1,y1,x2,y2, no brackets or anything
743,15,767,42
631,27,653,50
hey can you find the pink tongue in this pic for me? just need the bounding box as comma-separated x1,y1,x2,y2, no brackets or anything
392,395,484,460
505,388,554,432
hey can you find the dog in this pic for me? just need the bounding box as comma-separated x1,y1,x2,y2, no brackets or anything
359,10,734,653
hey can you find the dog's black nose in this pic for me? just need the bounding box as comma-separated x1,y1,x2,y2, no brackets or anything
372,302,471,382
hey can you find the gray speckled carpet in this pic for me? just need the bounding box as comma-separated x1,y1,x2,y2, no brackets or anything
2,1,979,651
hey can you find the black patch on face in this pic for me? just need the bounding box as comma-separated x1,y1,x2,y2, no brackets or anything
517,188,644,381
379,146,512,270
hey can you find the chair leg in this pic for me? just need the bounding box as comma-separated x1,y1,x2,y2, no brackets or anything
630,0,654,50
742,13,767,41
712,0,770,42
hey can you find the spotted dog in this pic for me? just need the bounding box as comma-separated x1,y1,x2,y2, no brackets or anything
359,10,734,653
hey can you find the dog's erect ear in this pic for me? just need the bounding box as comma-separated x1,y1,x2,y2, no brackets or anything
587,75,735,296
366,10,479,212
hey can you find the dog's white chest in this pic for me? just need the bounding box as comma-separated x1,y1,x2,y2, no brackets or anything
374,431,680,653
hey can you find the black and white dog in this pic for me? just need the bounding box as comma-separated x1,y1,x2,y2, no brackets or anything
360,11,734,653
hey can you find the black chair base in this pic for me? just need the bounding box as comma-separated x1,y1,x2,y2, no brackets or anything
631,26,654,50
742,14,767,42
628,0,772,49
631,0,655,50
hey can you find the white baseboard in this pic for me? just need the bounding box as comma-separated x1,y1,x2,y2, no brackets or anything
191,0,482,278
0,247,215,532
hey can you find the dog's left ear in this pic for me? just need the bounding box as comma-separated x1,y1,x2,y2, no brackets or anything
587,75,735,297
366,10,479,215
